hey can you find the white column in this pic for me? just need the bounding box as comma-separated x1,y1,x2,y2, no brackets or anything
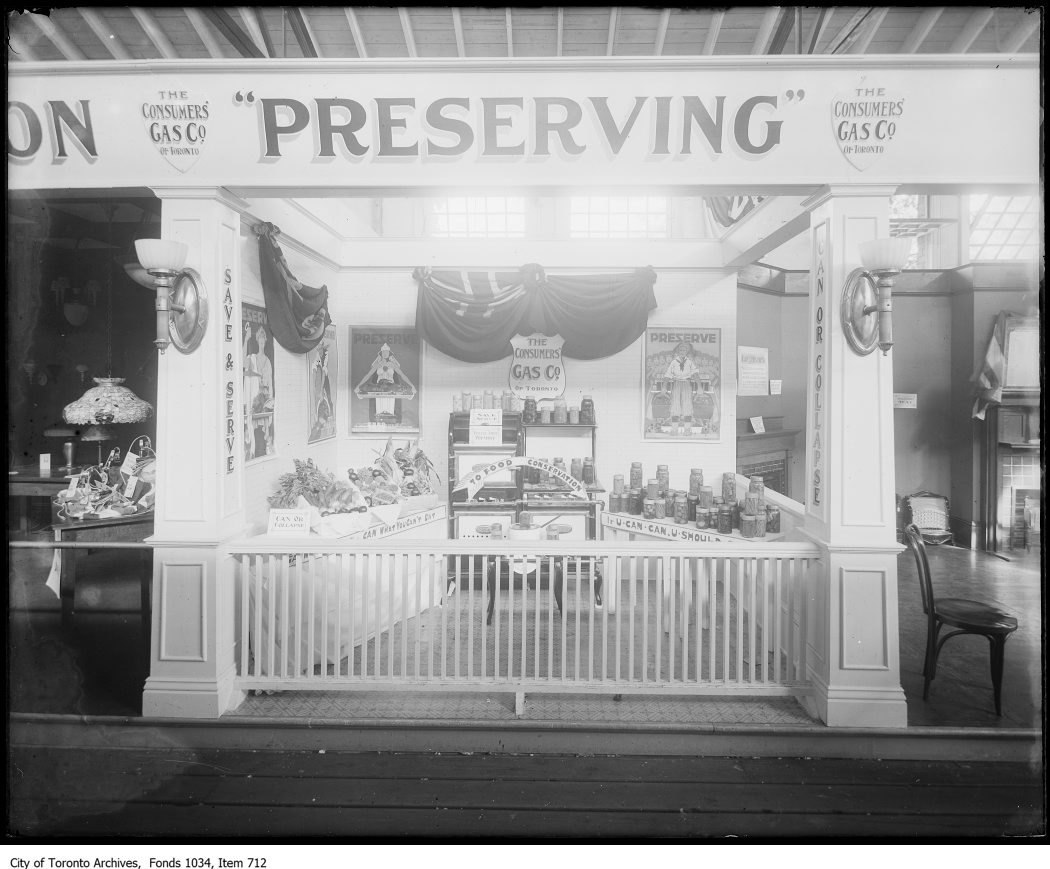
142,187,249,718
800,185,908,728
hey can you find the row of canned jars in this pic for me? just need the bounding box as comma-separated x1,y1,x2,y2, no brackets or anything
609,490,780,536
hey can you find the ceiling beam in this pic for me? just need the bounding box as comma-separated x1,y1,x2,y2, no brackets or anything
767,8,796,54
847,7,889,54
284,7,319,58
556,8,564,56
1002,12,1040,52
183,7,225,58
702,10,724,55
806,8,831,53
344,8,367,58
826,8,868,53
654,8,670,55
7,32,38,61
78,8,132,59
606,7,618,56
452,8,465,57
505,8,513,58
751,7,781,54
900,7,943,53
201,8,264,57
238,7,274,57
398,7,417,57
950,8,994,53
26,11,86,61
720,196,812,270
129,8,178,59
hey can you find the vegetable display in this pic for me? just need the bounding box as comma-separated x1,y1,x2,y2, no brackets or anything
268,440,441,518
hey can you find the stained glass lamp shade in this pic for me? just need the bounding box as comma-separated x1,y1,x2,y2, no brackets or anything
62,377,153,425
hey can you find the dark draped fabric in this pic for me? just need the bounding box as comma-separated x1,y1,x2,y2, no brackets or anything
255,221,332,354
414,264,657,363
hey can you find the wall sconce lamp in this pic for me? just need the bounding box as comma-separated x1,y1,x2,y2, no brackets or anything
133,239,209,354
840,237,912,356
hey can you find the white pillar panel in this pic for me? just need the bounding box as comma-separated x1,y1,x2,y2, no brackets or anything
143,187,249,719
801,186,907,729
151,188,248,543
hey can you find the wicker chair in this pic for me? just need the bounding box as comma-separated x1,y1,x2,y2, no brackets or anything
901,491,954,546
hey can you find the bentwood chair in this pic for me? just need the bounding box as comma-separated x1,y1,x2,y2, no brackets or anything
903,524,1018,715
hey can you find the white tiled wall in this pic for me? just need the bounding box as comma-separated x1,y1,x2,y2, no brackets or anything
327,267,737,500
241,226,339,531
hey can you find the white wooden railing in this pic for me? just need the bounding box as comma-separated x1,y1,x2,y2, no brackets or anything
226,538,820,702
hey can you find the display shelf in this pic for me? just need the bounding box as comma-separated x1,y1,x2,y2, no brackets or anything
522,423,597,429
601,510,786,544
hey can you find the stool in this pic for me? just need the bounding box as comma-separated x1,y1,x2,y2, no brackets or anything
485,557,602,625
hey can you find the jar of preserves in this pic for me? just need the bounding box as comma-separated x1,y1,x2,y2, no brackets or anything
656,464,670,494
452,393,463,412
695,507,709,529
732,501,742,530
629,488,643,515
688,469,703,496
653,498,666,520
580,395,595,425
646,479,660,500
612,474,624,494
570,458,583,481
643,497,656,519
717,505,733,535
582,458,595,485
687,494,698,522
698,486,714,508
523,398,537,423
749,475,765,501
766,505,781,534
722,472,737,503
741,512,758,538
755,511,767,538
553,400,568,424
568,406,580,425
630,462,644,490
744,493,761,516
674,493,689,524
540,409,552,424
665,490,677,518
609,492,623,513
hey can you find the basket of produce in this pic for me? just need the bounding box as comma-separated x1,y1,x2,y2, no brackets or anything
267,442,441,537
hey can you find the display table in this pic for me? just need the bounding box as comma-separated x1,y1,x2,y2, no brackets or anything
52,513,154,633
600,512,783,632
9,464,79,533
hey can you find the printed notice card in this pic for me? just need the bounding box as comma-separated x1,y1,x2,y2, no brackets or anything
737,346,770,397
267,508,312,536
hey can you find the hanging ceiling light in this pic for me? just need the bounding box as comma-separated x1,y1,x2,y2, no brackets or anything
62,204,154,430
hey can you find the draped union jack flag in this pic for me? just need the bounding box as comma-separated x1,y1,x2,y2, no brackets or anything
413,264,658,363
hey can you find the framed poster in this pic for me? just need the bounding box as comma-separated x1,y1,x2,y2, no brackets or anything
307,325,337,443
349,327,421,435
243,302,276,462
643,327,721,441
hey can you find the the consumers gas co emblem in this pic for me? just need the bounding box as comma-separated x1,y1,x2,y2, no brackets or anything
141,88,209,173
831,82,905,171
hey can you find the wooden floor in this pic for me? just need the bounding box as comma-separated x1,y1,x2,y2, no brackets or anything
6,533,1045,840
7,743,1044,839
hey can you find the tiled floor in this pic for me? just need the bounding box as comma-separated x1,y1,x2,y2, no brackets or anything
6,533,1043,729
